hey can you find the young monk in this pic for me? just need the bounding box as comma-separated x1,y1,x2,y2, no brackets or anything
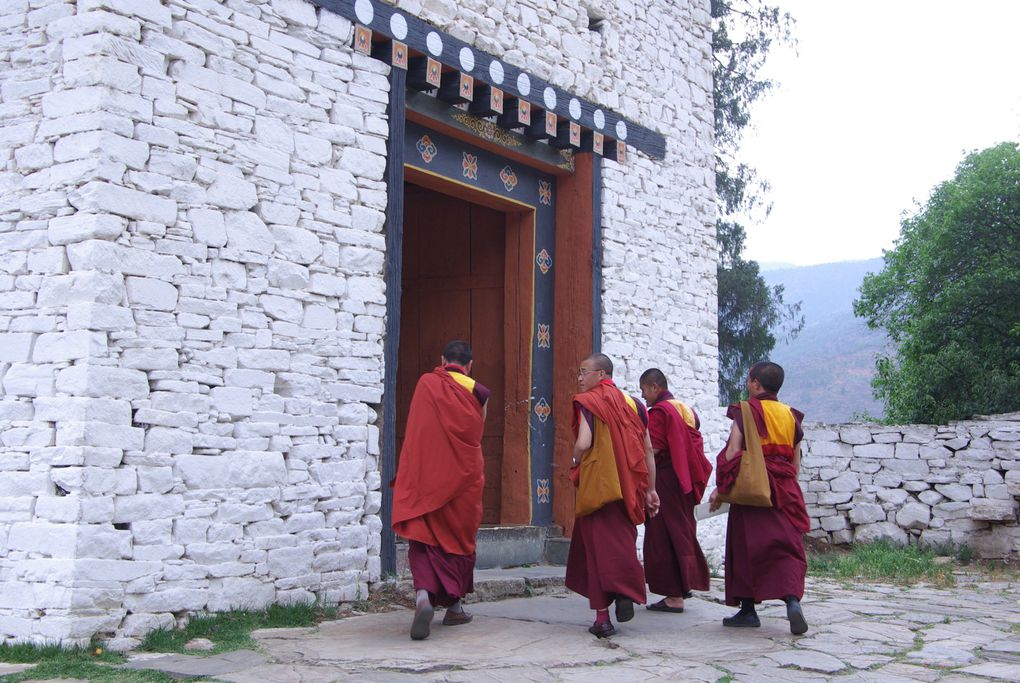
709,361,810,635
566,353,659,638
391,340,489,640
639,368,712,613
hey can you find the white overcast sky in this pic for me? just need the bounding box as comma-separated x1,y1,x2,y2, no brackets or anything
738,0,1020,267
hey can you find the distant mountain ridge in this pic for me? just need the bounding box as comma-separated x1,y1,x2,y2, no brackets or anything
761,258,889,423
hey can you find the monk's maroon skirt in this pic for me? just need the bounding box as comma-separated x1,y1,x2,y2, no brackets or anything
408,540,475,607
566,500,647,610
724,503,806,606
643,460,710,596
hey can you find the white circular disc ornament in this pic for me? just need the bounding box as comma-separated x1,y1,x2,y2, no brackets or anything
459,47,475,72
543,87,557,111
593,109,605,129
389,13,407,40
354,0,374,25
616,120,628,141
488,60,505,85
517,72,531,96
569,98,582,120
426,31,443,57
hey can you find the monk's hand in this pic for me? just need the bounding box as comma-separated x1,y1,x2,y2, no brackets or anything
645,490,661,517
708,489,720,512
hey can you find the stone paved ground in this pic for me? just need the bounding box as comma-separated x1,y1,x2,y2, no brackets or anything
106,568,1020,683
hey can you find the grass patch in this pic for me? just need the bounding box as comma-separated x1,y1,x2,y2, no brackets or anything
0,640,181,683
808,540,956,587
140,602,337,655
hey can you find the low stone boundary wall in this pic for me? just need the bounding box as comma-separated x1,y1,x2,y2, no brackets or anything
801,412,1020,558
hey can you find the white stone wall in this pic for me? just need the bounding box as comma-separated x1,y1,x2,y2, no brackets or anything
0,0,718,644
801,413,1020,558
0,0,388,646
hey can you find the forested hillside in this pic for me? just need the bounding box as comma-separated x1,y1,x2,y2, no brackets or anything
761,259,888,423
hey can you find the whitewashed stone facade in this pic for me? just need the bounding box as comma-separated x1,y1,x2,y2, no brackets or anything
0,0,718,645
801,413,1020,558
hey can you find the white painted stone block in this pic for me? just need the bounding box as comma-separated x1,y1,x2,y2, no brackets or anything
33,331,107,363
259,294,303,323
970,498,1017,522
225,211,274,254
188,208,227,247
207,175,258,210
66,303,135,331
34,397,132,424
122,349,179,370
67,241,185,279
54,132,149,170
56,364,149,400
37,272,125,306
0,333,35,363
176,452,287,488
272,226,322,264
125,276,179,311
70,181,177,225
3,364,57,397
209,386,253,417
895,502,931,529
113,494,184,523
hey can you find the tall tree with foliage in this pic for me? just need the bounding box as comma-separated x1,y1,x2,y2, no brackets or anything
713,0,803,404
854,142,1020,424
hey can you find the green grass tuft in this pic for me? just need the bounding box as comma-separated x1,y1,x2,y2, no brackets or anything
0,640,180,682
139,602,337,655
808,540,956,587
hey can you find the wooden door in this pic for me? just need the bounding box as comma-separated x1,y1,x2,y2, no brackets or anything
398,184,506,524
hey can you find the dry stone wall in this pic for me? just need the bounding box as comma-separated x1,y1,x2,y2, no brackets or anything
0,0,718,645
801,413,1020,558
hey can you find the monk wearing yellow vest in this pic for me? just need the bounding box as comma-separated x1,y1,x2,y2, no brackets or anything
566,353,659,638
709,361,810,635
639,368,712,613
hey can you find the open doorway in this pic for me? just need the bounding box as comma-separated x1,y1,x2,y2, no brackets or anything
397,183,507,523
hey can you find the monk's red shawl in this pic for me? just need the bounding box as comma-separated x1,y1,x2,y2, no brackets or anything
391,367,485,555
651,399,713,501
572,380,650,525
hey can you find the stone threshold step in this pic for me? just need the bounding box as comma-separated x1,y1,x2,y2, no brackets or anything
371,564,567,605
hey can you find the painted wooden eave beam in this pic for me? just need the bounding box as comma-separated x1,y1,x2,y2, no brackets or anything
310,0,667,160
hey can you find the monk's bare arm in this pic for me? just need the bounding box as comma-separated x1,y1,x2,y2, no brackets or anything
482,402,488,422
644,431,660,516
793,441,801,476
724,422,742,461
571,412,592,465
643,432,656,491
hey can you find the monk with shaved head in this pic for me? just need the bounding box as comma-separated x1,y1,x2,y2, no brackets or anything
566,353,659,638
709,361,810,635
392,340,489,640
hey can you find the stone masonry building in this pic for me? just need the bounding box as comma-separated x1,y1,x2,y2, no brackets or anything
0,0,718,645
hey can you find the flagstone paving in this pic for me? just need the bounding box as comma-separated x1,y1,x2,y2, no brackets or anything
112,568,1019,683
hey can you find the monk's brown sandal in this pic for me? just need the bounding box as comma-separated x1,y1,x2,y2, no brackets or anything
442,609,473,626
588,622,616,638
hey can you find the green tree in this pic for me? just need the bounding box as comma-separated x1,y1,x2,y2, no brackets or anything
713,0,803,404
854,142,1020,423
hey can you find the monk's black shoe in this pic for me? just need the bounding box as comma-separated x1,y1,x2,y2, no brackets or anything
722,609,760,628
786,597,808,635
410,601,434,640
614,598,635,623
588,621,616,638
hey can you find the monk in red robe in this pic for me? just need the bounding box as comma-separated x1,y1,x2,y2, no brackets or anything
391,340,489,640
566,353,659,638
639,368,712,613
709,361,810,635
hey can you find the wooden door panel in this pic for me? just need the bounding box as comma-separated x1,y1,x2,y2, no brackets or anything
398,187,507,524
